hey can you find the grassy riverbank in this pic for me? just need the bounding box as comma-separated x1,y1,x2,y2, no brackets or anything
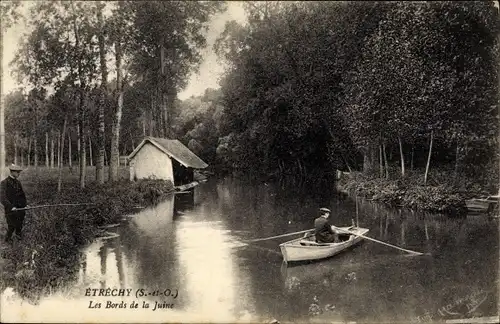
0,166,174,302
336,168,499,215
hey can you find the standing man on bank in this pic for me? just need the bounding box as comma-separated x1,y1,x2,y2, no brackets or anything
1,164,27,243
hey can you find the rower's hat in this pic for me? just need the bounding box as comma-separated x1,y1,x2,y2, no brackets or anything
9,164,23,171
319,207,331,213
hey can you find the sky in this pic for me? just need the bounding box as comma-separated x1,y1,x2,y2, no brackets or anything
178,2,247,99
1,1,247,101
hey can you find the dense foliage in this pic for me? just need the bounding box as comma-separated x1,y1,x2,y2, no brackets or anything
213,1,499,188
4,1,499,191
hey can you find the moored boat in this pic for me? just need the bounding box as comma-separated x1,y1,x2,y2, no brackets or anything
465,197,498,213
279,226,369,263
174,181,200,192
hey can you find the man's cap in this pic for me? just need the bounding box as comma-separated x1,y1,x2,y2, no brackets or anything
319,207,331,213
9,164,23,171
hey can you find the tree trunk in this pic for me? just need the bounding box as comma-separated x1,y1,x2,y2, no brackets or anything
341,154,353,173
362,143,377,174
89,135,93,167
298,159,306,179
383,142,389,179
162,92,169,138
96,4,107,184
57,117,68,192
497,0,500,209
68,131,72,168
453,139,460,183
34,135,38,168
152,91,157,136
109,35,123,182
155,87,163,137
0,34,5,179
45,132,49,167
398,136,405,178
424,130,434,186
51,130,55,168
149,95,153,136
410,144,414,171
167,90,176,137
14,133,18,165
379,143,383,178
71,0,86,188
27,136,32,167
160,44,168,138
77,124,81,166
78,113,86,188
57,131,61,168
346,159,353,173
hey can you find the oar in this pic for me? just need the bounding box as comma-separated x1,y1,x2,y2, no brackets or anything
355,196,359,227
333,226,425,256
246,229,314,243
16,203,97,211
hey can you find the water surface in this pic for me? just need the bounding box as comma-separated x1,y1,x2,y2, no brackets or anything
2,177,498,323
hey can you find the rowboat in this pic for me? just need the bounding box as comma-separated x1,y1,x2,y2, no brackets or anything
174,181,200,192
279,226,369,263
465,197,498,213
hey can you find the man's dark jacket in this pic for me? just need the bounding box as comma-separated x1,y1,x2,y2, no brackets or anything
1,176,27,213
314,216,335,243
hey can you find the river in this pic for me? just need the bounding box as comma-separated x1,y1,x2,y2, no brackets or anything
1,177,498,323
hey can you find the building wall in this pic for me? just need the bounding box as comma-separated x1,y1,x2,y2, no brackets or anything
129,142,174,182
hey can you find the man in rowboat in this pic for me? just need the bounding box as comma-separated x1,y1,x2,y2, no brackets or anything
314,207,340,243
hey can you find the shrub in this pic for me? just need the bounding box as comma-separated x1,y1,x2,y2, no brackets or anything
336,168,480,214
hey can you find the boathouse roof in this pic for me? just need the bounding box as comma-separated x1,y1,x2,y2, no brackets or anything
128,136,208,169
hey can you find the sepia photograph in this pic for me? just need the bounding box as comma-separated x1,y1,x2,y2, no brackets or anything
0,1,499,323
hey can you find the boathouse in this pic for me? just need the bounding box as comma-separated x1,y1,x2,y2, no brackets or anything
127,137,208,185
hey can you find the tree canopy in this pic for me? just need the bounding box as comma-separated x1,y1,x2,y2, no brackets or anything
4,1,499,190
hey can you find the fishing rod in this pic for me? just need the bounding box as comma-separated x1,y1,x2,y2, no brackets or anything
16,203,97,211
246,229,313,243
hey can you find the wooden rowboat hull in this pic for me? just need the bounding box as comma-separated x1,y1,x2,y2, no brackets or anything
279,226,369,263
466,198,497,213
174,181,200,192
